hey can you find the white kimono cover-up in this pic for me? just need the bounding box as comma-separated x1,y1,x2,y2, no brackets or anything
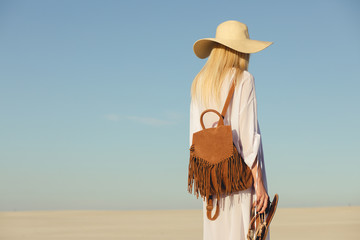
189,69,269,240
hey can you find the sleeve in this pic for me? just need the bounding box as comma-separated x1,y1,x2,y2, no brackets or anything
238,74,261,169
189,98,202,148
189,99,196,148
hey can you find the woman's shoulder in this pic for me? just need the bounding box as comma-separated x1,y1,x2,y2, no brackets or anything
230,68,254,85
241,70,253,81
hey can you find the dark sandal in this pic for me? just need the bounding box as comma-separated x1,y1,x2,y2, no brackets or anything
247,194,279,240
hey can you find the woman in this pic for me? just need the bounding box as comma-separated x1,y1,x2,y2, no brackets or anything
189,21,272,240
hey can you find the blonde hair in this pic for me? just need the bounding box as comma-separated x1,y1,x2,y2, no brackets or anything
191,43,250,108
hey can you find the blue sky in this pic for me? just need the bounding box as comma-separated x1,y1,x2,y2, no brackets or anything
0,0,359,211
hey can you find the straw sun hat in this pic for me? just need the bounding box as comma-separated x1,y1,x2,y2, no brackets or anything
193,20,273,59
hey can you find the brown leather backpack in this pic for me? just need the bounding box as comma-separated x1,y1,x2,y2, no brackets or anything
187,80,253,221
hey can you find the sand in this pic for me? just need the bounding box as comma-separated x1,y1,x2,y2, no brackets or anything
0,206,359,240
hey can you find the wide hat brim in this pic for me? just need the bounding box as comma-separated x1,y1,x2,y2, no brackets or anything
193,38,273,59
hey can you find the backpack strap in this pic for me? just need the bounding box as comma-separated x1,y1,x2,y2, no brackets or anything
206,196,220,220
199,80,236,129
220,81,236,118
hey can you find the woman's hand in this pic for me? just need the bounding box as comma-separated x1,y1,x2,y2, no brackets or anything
251,157,269,214
253,178,269,213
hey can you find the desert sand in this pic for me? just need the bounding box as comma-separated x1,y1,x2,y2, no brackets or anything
1,206,359,240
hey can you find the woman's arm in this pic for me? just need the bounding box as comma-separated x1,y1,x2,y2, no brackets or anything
238,73,269,213
251,156,269,213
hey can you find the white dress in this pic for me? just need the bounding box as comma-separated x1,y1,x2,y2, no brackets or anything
189,69,269,240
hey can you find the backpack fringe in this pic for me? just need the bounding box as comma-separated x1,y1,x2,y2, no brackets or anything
188,144,253,203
